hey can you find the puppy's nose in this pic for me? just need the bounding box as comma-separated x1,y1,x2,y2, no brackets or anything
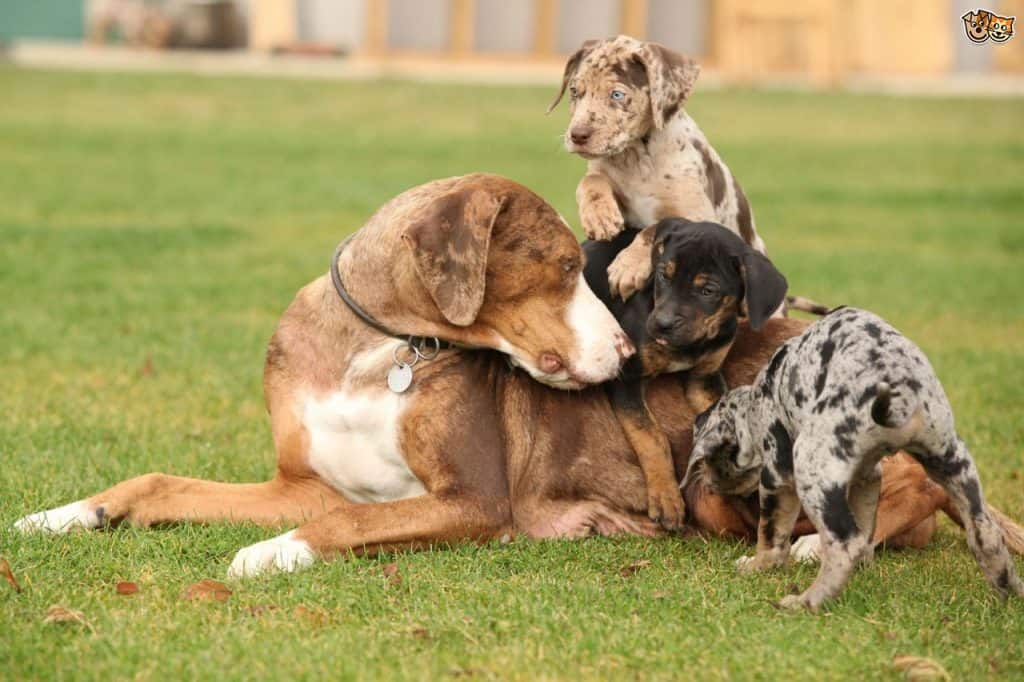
570,126,593,146
614,332,636,360
651,314,677,339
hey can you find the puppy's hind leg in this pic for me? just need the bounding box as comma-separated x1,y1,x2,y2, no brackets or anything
778,436,874,611
911,438,1024,597
848,463,882,566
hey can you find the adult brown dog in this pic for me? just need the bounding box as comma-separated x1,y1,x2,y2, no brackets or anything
14,174,987,576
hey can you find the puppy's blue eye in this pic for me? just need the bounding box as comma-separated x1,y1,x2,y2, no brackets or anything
611,90,625,101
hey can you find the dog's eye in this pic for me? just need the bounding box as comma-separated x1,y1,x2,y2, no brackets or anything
700,284,719,298
610,90,625,101
569,86,579,99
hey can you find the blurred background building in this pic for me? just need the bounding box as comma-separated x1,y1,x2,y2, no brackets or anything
2,0,1022,86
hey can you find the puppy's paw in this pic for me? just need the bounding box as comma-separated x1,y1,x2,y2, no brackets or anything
227,530,316,578
736,554,774,574
579,197,624,241
790,534,822,563
775,594,813,611
736,551,786,574
608,243,653,301
13,500,104,534
647,488,686,532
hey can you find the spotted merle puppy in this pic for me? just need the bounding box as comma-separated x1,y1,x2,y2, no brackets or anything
686,306,1024,611
584,217,787,531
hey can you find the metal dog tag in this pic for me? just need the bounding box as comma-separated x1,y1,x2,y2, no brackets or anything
387,363,413,393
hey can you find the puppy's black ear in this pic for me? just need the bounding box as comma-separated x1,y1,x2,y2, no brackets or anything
738,251,788,331
547,39,600,113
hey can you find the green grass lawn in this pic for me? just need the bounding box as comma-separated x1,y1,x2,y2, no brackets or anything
1,66,1022,680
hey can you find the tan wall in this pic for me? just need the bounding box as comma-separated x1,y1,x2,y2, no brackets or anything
712,0,956,84
844,0,952,75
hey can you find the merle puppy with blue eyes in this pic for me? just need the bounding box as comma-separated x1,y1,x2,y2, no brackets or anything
583,217,788,530
686,306,1024,611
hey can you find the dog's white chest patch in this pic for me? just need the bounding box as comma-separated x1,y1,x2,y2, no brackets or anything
303,389,426,504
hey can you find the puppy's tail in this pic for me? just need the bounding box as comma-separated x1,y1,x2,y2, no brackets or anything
870,382,923,433
870,382,897,426
785,295,830,316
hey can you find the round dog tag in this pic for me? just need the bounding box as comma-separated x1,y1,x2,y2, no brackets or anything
387,363,413,393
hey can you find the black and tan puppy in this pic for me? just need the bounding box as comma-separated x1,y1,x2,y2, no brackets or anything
584,218,788,529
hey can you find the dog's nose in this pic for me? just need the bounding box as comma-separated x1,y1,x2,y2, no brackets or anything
614,332,636,360
539,353,564,375
570,126,593,146
651,314,677,340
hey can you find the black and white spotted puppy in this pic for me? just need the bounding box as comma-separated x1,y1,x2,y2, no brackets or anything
686,306,1024,611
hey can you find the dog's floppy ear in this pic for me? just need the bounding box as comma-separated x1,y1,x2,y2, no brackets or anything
680,405,716,490
547,39,599,113
738,251,788,331
402,188,505,327
634,42,700,129
681,440,710,492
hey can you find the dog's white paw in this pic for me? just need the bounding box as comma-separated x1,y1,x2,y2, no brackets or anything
735,554,757,571
790,534,822,563
227,531,316,578
13,500,102,533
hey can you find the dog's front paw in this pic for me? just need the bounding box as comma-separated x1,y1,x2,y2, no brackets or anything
579,197,624,241
14,500,104,534
608,243,653,301
789,534,822,563
647,487,686,532
227,531,316,578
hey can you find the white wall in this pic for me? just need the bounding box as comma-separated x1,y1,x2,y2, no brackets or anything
297,0,366,50
646,0,708,56
474,0,534,52
557,0,619,53
388,0,449,50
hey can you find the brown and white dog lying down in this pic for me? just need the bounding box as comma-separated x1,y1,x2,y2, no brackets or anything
14,174,1014,577
550,35,825,315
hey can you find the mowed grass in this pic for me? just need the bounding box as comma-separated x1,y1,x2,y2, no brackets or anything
1,66,1023,680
